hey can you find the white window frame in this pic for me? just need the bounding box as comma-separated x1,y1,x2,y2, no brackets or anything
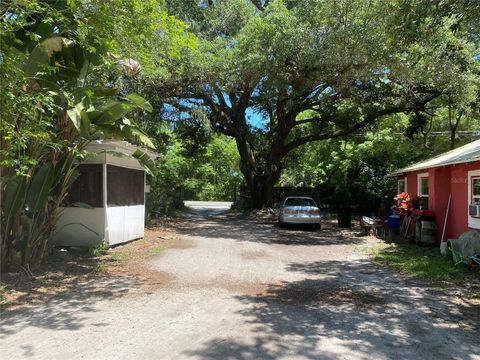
472,177,480,204
417,172,429,197
468,169,480,229
397,177,407,194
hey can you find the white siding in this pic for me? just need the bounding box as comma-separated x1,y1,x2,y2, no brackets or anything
105,205,145,245
54,208,105,246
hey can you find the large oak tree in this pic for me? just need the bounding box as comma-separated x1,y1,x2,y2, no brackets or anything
162,0,479,208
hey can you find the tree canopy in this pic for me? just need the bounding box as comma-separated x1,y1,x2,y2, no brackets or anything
158,0,480,208
0,0,194,268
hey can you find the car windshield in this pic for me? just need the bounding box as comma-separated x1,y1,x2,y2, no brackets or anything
284,198,316,207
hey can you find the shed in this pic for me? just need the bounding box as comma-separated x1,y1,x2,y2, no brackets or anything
390,139,480,242
53,140,157,247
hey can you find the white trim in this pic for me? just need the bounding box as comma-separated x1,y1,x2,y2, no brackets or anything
397,177,407,194
417,172,429,197
468,169,480,229
390,158,480,176
389,139,480,176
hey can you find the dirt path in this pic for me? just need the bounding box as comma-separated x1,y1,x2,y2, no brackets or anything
1,202,479,359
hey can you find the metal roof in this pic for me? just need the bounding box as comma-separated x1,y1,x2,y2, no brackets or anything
86,140,160,159
390,138,480,176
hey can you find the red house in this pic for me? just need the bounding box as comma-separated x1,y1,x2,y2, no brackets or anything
391,139,480,243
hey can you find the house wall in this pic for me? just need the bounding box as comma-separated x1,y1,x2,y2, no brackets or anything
397,161,480,243
405,172,418,196
429,166,451,241
448,164,469,240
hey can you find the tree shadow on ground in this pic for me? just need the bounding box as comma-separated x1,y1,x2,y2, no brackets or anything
183,258,479,360
0,252,143,340
172,213,364,246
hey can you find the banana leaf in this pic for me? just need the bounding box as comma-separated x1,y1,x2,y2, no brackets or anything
132,149,156,176
2,176,27,236
25,163,55,215
126,94,153,112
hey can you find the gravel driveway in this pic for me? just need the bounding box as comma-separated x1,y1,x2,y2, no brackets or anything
1,202,479,359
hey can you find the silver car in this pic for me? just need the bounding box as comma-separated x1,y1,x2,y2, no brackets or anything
278,196,321,230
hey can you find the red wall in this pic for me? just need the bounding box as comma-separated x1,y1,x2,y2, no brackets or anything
397,161,480,243
429,166,451,241
406,172,417,196
448,164,469,240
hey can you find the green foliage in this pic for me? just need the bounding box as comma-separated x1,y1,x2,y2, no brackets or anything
371,242,480,290
0,0,172,269
281,106,480,213
184,135,243,200
88,243,110,257
146,133,242,218
161,0,479,208
147,140,189,217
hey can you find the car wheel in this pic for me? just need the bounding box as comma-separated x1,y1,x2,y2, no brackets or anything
278,221,285,228
312,224,320,231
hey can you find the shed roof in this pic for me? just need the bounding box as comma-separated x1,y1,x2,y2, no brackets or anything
390,138,480,176
86,140,160,159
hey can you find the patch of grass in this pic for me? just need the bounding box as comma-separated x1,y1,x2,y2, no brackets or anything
371,242,480,285
88,243,110,257
90,262,108,275
110,251,134,262
0,283,10,307
148,244,166,255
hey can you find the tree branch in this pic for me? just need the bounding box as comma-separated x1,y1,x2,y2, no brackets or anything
250,0,270,11
213,85,229,109
281,91,442,157
291,117,324,127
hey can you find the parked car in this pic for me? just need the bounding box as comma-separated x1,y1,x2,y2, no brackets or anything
278,196,321,230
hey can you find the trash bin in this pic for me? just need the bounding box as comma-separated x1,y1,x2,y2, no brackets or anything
337,208,351,228
415,220,437,244
388,215,400,229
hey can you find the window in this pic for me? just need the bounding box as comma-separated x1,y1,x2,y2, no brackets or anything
419,177,429,196
417,172,429,209
65,164,103,207
107,165,144,206
472,177,480,204
468,170,480,227
398,178,406,193
284,197,317,207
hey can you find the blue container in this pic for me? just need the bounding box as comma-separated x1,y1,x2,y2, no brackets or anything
388,215,401,229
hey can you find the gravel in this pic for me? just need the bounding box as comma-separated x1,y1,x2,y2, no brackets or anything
1,201,479,360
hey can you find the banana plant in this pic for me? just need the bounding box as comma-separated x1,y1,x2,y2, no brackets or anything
1,32,156,269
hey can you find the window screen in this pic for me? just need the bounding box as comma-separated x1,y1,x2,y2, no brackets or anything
65,164,103,207
420,177,429,196
473,178,480,204
107,165,144,206
398,180,406,193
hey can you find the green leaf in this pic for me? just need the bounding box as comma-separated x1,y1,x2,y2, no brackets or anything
93,101,135,125
131,127,156,149
79,109,91,138
67,106,82,132
89,86,119,97
25,163,55,214
3,176,27,215
67,99,93,137
132,149,156,176
24,37,74,77
2,176,27,236
126,94,153,112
